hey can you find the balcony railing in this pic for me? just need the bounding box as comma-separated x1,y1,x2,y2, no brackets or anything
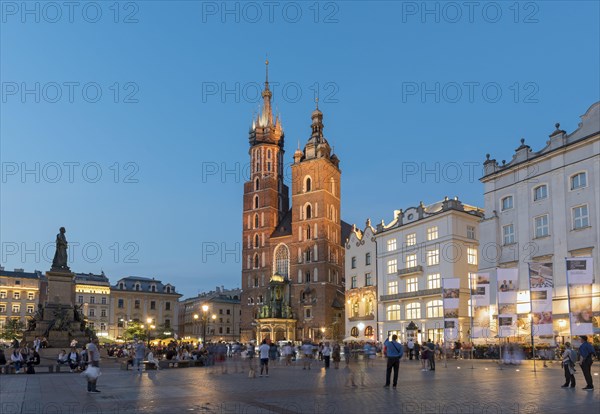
397,265,423,276
349,314,375,322
380,287,442,302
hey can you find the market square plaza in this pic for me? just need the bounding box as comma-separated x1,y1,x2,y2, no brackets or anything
1,357,598,413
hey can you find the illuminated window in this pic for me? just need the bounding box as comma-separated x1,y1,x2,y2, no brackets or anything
387,259,397,274
406,302,421,319
426,249,439,266
467,247,477,265
427,300,443,318
386,304,400,321
13,292,20,300
467,226,475,240
405,253,417,268
406,277,418,293
387,238,397,251
427,226,438,241
27,292,34,300
27,305,34,314
365,273,372,286
427,273,441,289
387,281,398,295
406,233,416,246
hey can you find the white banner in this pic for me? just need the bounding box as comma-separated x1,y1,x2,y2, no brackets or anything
528,263,554,337
443,278,460,342
472,273,491,339
497,268,518,338
567,257,594,336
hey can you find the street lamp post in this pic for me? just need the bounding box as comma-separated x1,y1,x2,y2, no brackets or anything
146,318,154,348
201,304,209,345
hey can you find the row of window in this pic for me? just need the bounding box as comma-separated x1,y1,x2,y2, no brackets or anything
350,273,373,288
0,291,35,300
387,273,442,294
385,248,478,274
349,298,375,317
386,300,443,320
502,205,590,244
117,282,173,293
0,304,35,313
500,172,588,212
117,298,172,310
77,296,108,305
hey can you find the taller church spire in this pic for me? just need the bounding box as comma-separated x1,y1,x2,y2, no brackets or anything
250,59,283,147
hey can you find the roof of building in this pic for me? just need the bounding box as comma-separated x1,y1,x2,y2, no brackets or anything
350,197,483,237
113,276,180,295
270,210,293,238
482,101,600,179
0,268,43,280
74,272,110,285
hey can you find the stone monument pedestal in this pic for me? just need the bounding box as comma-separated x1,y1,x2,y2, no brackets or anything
24,269,90,348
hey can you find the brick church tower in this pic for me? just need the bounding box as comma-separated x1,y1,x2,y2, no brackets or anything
241,62,347,343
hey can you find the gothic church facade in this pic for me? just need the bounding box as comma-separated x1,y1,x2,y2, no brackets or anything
240,62,349,342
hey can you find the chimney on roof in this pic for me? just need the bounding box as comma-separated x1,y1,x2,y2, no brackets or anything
216,286,220,293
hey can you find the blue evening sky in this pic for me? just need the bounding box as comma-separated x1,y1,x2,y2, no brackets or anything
1,1,599,298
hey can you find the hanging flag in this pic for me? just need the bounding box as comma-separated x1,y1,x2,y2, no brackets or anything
442,278,461,342
497,268,518,338
472,273,491,339
566,258,594,336
528,262,554,337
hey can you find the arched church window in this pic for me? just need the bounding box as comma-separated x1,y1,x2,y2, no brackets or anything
305,249,312,262
306,204,312,219
305,177,312,192
273,244,290,279
255,178,259,191
254,254,259,268
254,214,259,228
305,271,311,283
254,234,259,248
267,149,272,159
306,225,311,239
254,195,259,209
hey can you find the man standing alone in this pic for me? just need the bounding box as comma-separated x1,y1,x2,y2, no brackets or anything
579,335,595,390
426,338,436,371
86,338,101,393
383,334,403,389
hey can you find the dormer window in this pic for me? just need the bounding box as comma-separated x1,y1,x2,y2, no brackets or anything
166,286,172,294
119,282,125,290
135,283,140,291
151,285,156,293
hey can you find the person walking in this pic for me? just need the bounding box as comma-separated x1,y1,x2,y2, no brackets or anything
561,342,577,388
343,343,351,366
578,335,595,390
383,334,403,389
259,339,270,377
332,343,341,369
407,339,415,360
426,338,436,371
86,338,101,393
322,342,332,369
133,340,146,372
301,340,313,370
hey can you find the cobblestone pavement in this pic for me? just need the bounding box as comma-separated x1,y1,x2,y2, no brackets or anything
1,358,598,413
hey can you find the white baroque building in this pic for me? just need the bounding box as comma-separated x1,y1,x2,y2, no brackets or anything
345,222,377,339
345,198,483,344
479,101,600,339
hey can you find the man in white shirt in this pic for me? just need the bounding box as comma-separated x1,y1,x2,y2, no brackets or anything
259,339,270,377
301,341,313,370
